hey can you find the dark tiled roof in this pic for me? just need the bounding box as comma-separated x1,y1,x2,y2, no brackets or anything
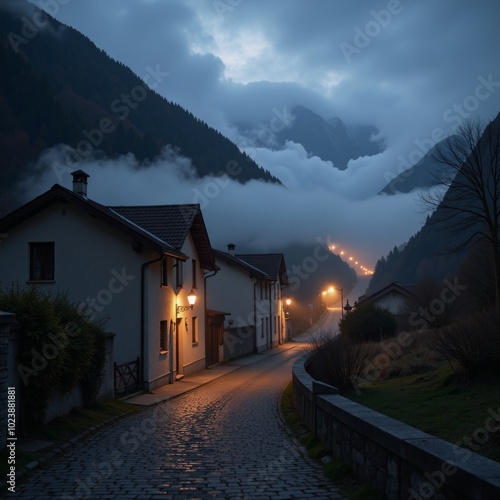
237,253,289,286
112,204,216,270
213,249,270,280
111,205,198,250
357,282,416,305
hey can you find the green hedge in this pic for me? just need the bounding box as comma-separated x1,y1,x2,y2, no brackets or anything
0,286,107,434
339,301,397,343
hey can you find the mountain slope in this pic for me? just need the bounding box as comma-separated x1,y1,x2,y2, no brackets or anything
378,136,459,195
237,105,383,170
0,1,279,213
368,113,500,294
275,106,383,169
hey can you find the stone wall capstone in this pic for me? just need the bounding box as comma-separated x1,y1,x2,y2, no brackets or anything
292,354,500,500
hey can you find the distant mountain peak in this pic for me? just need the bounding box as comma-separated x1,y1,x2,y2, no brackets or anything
264,105,384,170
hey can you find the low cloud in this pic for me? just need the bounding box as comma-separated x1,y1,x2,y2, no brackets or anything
22,145,426,269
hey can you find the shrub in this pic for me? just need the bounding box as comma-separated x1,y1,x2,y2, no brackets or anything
0,285,107,433
306,331,377,393
428,309,500,379
339,301,397,343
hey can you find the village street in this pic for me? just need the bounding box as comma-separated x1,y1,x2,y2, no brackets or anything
13,334,346,499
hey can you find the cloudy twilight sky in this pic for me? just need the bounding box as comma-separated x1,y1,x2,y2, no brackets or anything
26,0,500,270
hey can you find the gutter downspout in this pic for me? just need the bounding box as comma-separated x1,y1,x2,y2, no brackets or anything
269,281,276,349
204,268,218,365
141,253,165,390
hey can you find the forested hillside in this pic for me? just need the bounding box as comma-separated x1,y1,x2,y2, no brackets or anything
0,1,278,213
368,112,500,295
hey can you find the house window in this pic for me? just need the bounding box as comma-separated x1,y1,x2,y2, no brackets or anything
29,242,55,281
192,316,198,344
192,259,197,289
160,320,168,352
176,260,183,288
161,257,168,287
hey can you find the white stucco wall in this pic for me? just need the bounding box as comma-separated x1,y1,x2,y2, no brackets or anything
208,258,286,354
0,202,147,364
207,258,256,327
372,292,408,314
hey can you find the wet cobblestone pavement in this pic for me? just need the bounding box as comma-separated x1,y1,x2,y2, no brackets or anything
13,345,346,499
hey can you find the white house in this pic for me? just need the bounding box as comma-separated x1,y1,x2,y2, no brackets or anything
208,244,289,360
0,171,216,394
357,282,416,315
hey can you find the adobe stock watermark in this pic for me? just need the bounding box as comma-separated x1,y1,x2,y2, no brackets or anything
253,107,295,149
17,320,81,386
52,64,169,183
224,299,274,355
61,401,166,500
408,405,500,499
191,160,243,209
213,0,243,20
340,0,408,63
7,0,70,53
245,439,302,497
383,73,500,193
77,267,136,321
190,105,293,210
350,277,467,394
287,236,333,292
16,267,135,385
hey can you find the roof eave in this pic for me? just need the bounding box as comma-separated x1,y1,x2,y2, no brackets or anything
0,185,187,260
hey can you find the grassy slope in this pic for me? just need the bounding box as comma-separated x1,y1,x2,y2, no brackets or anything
349,361,500,462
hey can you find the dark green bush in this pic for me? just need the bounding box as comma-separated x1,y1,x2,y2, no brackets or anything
306,332,377,393
0,285,107,433
428,309,500,379
339,301,397,343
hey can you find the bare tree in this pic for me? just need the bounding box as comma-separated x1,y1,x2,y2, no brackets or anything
420,116,500,309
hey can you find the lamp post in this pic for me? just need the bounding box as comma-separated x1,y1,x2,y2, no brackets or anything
322,287,344,319
177,288,197,313
332,287,344,319
343,299,352,315
284,297,292,340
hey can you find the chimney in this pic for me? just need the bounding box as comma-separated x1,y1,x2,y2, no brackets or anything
227,243,236,256
71,169,89,198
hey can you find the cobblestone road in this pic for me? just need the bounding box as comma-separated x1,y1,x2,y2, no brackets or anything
13,344,346,499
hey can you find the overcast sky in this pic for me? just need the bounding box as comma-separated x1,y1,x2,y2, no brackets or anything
24,0,500,271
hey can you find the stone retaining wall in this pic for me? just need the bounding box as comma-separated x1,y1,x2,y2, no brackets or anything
292,355,500,499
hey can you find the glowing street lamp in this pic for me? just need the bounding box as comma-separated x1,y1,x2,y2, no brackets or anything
177,289,197,312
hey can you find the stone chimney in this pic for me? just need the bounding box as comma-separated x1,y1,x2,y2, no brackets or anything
71,170,89,198
227,243,236,256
